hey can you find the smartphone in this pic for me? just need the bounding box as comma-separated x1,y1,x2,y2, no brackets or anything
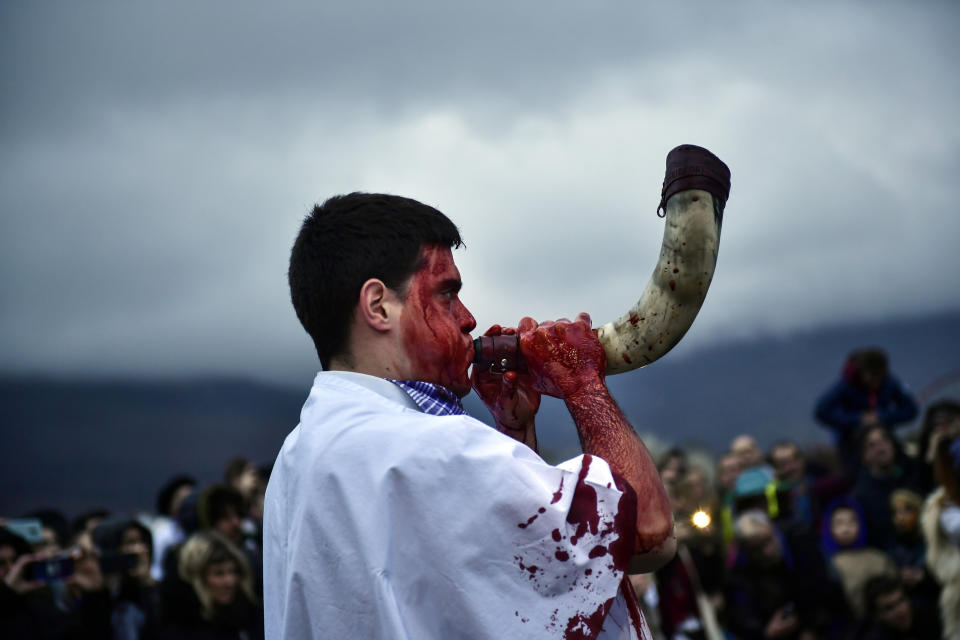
99,551,139,574
3,518,45,545
24,555,75,582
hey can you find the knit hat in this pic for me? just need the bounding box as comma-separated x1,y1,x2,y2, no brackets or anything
733,467,774,498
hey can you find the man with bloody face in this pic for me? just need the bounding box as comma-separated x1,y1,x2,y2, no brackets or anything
264,193,675,639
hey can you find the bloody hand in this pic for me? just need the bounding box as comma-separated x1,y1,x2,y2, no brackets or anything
517,313,606,399
472,324,541,447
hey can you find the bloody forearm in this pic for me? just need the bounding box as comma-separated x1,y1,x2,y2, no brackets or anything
565,377,673,552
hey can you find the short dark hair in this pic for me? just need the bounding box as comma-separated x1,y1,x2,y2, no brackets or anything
0,528,31,558
919,399,960,463
858,423,893,457
768,440,802,459
850,347,889,380
92,518,154,561
288,193,463,369
24,509,68,548
156,474,197,516
657,447,688,471
198,485,244,530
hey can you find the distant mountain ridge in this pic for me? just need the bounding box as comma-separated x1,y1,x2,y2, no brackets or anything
2,310,958,518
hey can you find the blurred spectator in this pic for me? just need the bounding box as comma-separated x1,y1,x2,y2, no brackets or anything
658,447,689,506
0,528,31,583
677,466,712,514
23,509,68,555
159,531,261,640
93,518,162,640
730,435,767,471
246,464,271,550
724,510,848,640
626,571,663,640
885,489,939,608
655,464,725,640
201,485,261,592
769,441,805,486
224,458,259,509
916,399,960,494
161,484,262,628
715,452,741,546
654,549,719,640
852,426,923,549
716,452,741,497
820,498,896,618
856,575,941,640
769,440,849,534
71,509,111,541
814,348,918,477
150,475,196,581
0,528,60,639
224,458,267,548
50,530,113,639
199,486,245,548
730,467,782,523
676,467,725,598
920,435,960,639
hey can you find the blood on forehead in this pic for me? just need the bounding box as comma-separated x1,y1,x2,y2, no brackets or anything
397,245,474,396
402,246,464,314
416,245,460,282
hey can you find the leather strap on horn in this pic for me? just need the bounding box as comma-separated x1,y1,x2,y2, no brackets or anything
657,144,731,217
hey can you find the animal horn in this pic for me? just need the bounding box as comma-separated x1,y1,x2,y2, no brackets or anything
473,145,729,375
598,144,729,374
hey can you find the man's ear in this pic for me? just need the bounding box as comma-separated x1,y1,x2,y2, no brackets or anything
357,278,397,332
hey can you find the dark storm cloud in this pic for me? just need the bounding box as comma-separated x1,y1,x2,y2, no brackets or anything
1,1,958,382
0,2,766,138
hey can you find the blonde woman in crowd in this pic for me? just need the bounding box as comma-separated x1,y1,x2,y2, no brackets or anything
162,531,261,640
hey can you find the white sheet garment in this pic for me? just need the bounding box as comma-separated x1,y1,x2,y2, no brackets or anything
264,371,648,639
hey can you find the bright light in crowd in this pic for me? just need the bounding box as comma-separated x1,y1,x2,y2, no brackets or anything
691,510,711,529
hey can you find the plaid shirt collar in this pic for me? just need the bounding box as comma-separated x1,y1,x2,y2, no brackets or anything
387,379,467,416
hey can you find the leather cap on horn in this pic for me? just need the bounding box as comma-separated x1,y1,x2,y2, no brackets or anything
597,144,729,374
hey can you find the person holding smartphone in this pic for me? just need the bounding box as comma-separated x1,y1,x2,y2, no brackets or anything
93,518,162,640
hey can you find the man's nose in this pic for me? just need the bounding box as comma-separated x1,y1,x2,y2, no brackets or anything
458,301,477,333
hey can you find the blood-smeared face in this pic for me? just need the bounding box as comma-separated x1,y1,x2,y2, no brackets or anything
397,245,477,397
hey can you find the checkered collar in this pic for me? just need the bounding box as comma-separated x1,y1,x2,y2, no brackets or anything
387,379,467,416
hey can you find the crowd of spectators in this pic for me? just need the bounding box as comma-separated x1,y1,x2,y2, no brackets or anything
633,348,960,640
2,347,959,640
1,457,268,639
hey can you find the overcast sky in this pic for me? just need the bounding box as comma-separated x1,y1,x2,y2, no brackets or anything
1,2,958,385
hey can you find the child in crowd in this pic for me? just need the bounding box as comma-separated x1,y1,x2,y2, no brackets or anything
822,498,896,619
886,489,937,596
